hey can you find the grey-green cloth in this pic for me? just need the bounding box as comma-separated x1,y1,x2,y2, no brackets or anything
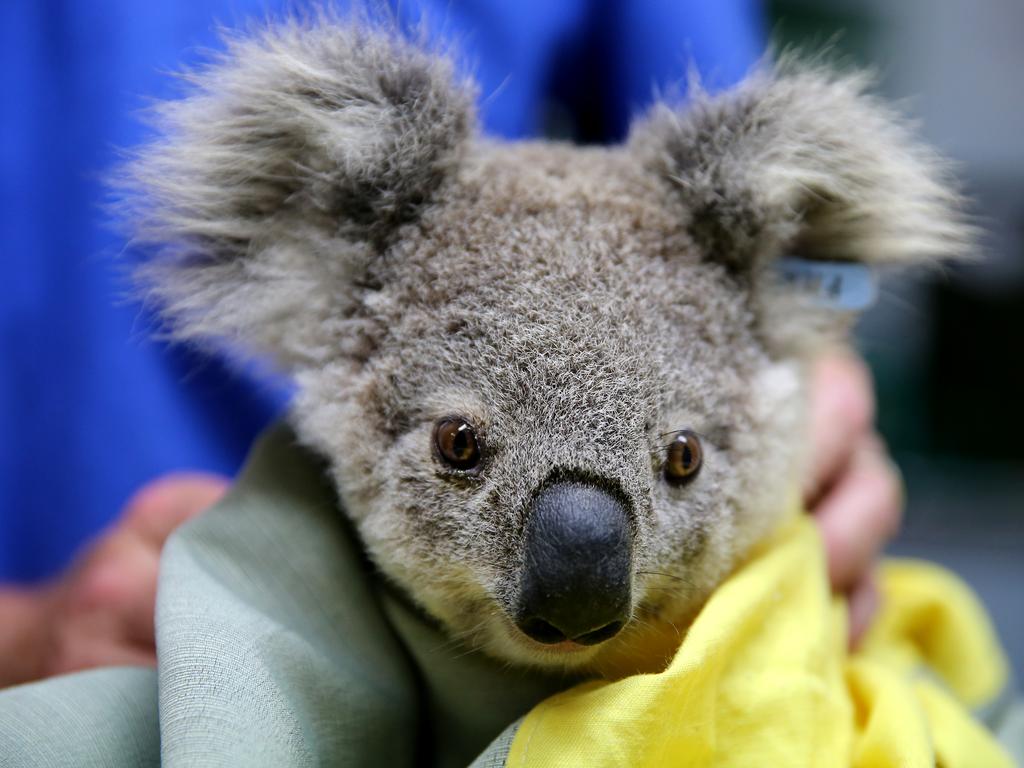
0,668,159,768
0,425,567,767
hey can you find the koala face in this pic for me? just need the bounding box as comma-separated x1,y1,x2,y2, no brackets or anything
123,22,969,671
290,144,803,668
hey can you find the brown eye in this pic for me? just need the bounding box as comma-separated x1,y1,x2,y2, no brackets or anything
434,418,482,471
664,430,703,485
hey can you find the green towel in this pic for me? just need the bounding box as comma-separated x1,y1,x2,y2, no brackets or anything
0,424,566,767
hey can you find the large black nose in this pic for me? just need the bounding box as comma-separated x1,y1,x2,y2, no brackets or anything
515,481,632,646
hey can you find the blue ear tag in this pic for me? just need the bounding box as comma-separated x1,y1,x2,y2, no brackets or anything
773,257,878,311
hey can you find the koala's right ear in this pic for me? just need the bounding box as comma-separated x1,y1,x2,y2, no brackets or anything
120,21,475,368
628,64,973,357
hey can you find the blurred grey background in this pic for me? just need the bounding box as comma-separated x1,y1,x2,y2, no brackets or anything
769,0,1023,677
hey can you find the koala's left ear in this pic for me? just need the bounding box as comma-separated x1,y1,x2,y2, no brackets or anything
120,21,475,369
629,65,973,355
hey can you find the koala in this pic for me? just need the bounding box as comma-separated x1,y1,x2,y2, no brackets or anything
122,20,969,673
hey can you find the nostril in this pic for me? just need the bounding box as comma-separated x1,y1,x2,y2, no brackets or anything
517,617,626,647
517,617,568,645
574,620,624,646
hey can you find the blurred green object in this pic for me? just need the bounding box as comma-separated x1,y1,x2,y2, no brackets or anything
767,0,875,65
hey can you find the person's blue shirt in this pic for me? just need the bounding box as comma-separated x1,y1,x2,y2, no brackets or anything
0,0,763,581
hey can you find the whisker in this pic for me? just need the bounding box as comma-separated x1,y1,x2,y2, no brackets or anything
638,589,688,602
637,569,696,588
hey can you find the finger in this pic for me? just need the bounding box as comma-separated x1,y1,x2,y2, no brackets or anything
814,436,903,591
47,635,157,677
847,575,880,649
92,543,160,646
805,352,875,503
122,473,230,546
68,531,162,646
0,589,51,687
48,552,159,677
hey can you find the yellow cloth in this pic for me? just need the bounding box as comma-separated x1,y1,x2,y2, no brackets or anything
507,514,1014,767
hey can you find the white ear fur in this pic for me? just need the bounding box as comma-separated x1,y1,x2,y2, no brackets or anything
631,64,972,270
630,62,973,356
119,20,476,369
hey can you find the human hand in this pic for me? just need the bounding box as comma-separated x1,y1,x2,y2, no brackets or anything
805,352,904,646
0,473,228,689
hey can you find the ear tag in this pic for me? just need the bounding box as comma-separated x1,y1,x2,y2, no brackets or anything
774,257,878,311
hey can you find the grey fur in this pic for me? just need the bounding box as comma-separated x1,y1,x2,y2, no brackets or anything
124,20,475,367
118,19,971,672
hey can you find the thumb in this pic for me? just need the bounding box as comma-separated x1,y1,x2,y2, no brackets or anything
121,473,230,547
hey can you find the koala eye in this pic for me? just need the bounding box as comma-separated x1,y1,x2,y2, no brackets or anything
664,430,703,485
434,417,482,471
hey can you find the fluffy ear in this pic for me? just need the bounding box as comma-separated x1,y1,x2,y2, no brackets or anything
120,20,475,368
629,64,973,354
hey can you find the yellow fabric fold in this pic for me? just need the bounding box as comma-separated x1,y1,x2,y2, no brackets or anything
507,514,1014,767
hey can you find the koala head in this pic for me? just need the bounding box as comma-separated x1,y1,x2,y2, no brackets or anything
123,21,969,671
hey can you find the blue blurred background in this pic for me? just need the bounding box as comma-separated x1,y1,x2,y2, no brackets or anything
1,0,1020,672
